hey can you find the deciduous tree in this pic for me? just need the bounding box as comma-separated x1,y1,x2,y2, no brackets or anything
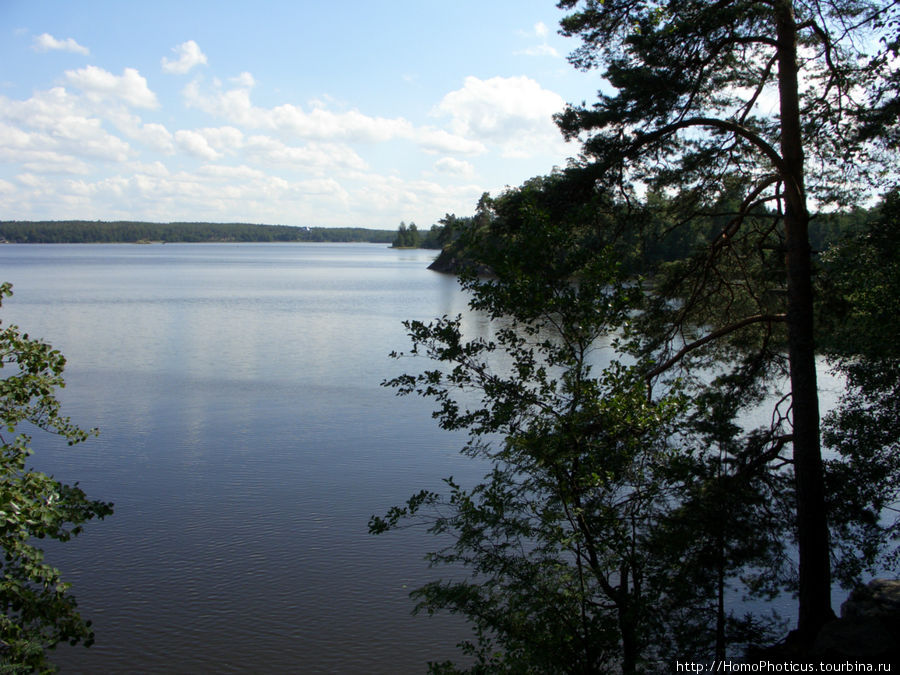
0,282,113,672
374,180,789,672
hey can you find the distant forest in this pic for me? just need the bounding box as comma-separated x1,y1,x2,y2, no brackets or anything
0,208,870,251
0,221,395,244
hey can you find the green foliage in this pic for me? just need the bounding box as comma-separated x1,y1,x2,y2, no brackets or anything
556,0,896,207
377,169,900,669
553,0,900,640
391,221,422,249
374,182,795,672
0,283,113,672
817,189,900,586
381,174,899,668
375,0,900,665
391,219,461,250
431,214,467,250
818,190,900,366
441,184,874,278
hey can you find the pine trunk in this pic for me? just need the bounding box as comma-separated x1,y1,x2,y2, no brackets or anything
774,0,835,640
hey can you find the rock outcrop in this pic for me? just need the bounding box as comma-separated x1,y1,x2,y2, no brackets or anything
811,579,900,663
427,248,491,276
745,579,900,666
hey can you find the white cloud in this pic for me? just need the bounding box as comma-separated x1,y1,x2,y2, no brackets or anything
20,151,92,175
292,177,348,199
183,79,255,124
135,123,176,153
197,164,265,181
183,79,486,155
518,44,560,58
416,127,485,155
32,33,89,55
230,72,255,88
16,173,50,189
243,135,368,173
0,120,34,149
1,43,576,227
127,160,170,177
1,87,77,129
0,90,133,162
161,40,208,75
434,76,567,158
1,151,486,227
39,168,355,224
198,126,245,153
175,129,222,160
268,104,413,143
434,157,475,178
68,128,133,162
65,66,159,108
515,22,560,58
0,126,91,173
351,173,483,223
92,106,176,153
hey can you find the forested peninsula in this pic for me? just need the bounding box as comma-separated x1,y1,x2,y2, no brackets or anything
0,221,395,244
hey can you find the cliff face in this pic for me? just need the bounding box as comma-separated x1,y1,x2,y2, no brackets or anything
426,248,458,274
811,579,900,663
427,248,491,276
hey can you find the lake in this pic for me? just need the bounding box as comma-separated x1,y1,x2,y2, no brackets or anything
0,243,490,674
0,242,850,673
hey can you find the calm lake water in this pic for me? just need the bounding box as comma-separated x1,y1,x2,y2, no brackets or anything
0,243,492,674
0,243,850,673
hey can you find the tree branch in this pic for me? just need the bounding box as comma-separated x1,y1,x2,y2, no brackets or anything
627,117,803,213
646,313,787,381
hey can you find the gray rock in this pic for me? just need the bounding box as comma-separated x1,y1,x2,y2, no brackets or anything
841,579,900,619
808,579,900,663
749,580,900,665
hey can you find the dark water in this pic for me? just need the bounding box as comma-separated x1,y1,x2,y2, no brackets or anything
0,243,488,674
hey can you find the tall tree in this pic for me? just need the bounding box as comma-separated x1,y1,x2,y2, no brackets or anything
392,221,410,248
555,0,900,640
373,184,676,673
375,178,790,671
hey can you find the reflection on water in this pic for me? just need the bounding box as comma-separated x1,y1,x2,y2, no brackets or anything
0,243,482,674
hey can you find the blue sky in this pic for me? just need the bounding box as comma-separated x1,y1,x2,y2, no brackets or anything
0,1,605,228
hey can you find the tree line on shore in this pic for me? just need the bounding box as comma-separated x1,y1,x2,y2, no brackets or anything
0,220,395,244
389,220,455,249
429,194,876,273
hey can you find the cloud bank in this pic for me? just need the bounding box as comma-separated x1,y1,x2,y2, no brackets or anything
2,39,573,227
